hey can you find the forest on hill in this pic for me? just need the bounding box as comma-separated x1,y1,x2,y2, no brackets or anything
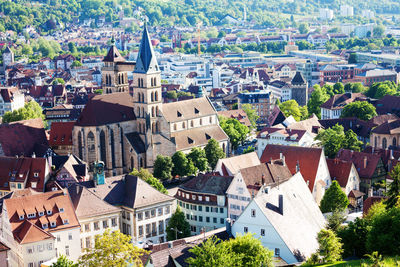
1,0,400,33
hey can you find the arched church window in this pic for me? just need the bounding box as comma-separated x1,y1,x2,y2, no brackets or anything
87,131,96,165
152,107,155,117
78,131,83,159
100,130,107,163
382,138,387,149
155,91,158,101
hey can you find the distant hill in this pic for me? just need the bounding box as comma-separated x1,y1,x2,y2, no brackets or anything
0,0,399,33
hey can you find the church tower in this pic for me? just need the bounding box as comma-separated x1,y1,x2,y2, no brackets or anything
133,24,162,137
102,37,131,94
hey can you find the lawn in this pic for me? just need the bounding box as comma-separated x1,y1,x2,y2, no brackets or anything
304,257,400,266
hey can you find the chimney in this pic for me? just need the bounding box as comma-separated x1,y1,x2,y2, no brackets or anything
225,218,232,237
363,156,368,169
368,187,373,197
278,194,283,215
32,152,36,158
296,160,300,172
390,149,394,160
280,152,283,159
261,174,265,185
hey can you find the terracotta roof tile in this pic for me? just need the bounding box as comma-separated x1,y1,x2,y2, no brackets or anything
336,149,382,179
49,121,75,146
326,158,353,188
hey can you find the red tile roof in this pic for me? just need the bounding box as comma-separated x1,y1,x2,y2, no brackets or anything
326,158,353,188
336,149,382,179
218,109,251,127
4,190,80,244
260,144,323,192
0,156,48,192
49,121,75,146
0,118,49,157
363,196,386,215
321,93,366,110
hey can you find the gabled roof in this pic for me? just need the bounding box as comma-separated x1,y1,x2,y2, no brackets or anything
260,145,324,192
76,93,135,126
83,175,174,209
372,119,400,135
326,158,353,188
134,25,159,74
180,174,233,195
336,149,382,179
67,184,120,219
375,95,400,116
291,71,306,85
321,93,366,110
162,97,216,123
103,42,126,63
252,173,325,261
0,118,49,157
14,220,54,244
216,152,261,176
49,121,75,146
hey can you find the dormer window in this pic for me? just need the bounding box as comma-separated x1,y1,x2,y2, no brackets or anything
31,182,37,189
177,111,182,117
27,213,36,219
194,108,199,114
38,211,44,216
34,173,39,178
42,223,48,229
19,174,23,178
50,221,56,228
19,215,24,220
59,208,64,213
63,219,69,225
47,210,52,215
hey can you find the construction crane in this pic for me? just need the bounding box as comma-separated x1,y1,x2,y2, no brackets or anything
196,21,202,55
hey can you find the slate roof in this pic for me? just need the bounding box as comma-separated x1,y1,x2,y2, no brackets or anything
319,117,372,139
67,184,120,219
260,144,324,192
291,71,306,85
125,132,146,154
103,43,126,63
82,175,174,209
369,114,399,126
253,173,325,261
134,25,159,74
180,174,233,196
375,95,400,116
0,118,49,157
76,93,135,126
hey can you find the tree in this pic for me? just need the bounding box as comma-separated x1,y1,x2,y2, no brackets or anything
71,60,82,67
316,124,345,158
344,82,365,93
68,42,77,53
166,207,191,241
187,147,208,172
186,234,274,267
242,103,259,129
373,25,385,38
340,101,377,121
343,130,363,152
300,105,309,120
51,255,77,267
79,229,148,267
320,180,349,213
3,100,45,124
317,229,343,263
52,78,65,85
326,210,346,232
204,139,225,170
333,82,345,95
243,146,255,154
384,164,400,209
366,81,398,99
218,30,226,38
348,53,357,63
299,23,309,34
220,117,249,150
337,218,369,258
130,168,168,194
307,85,329,119
165,90,178,99
172,151,197,177
279,100,301,121
153,155,173,180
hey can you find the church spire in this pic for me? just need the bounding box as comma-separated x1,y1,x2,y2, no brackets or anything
134,23,159,74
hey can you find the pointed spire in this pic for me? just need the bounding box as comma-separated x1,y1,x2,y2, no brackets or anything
134,23,159,74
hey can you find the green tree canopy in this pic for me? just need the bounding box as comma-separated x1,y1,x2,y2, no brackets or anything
3,100,45,124
241,103,259,129
71,60,82,67
186,233,274,267
187,147,209,172
219,117,249,150
307,85,329,119
337,217,369,258
340,101,377,121
130,168,168,194
204,138,225,170
172,151,197,177
344,82,365,93
79,229,148,267
279,99,301,121
317,229,343,263
366,81,398,99
320,180,350,213
52,78,65,85
166,206,191,241
153,155,173,180
299,23,309,34
51,255,77,267
384,164,400,209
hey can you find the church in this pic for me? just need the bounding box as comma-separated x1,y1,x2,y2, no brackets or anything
72,25,229,176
